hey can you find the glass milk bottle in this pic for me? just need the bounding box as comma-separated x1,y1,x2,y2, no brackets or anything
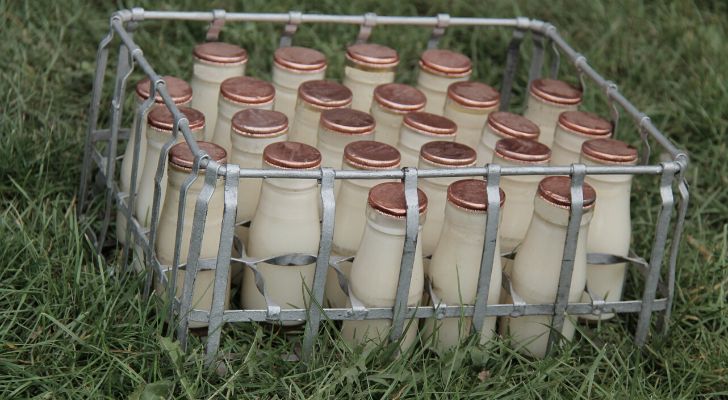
416,49,472,114
578,138,637,321
211,76,275,154
505,176,596,359
423,179,505,352
550,111,612,165
271,46,327,121
118,76,192,244
417,141,477,259
398,112,457,167
325,141,401,308
522,79,582,147
492,138,552,253
370,83,426,147
477,111,540,165
342,43,399,111
135,106,205,229
241,142,322,325
317,108,376,171
341,182,428,352
444,81,500,150
289,80,352,146
190,42,247,137
229,109,288,253
155,141,228,328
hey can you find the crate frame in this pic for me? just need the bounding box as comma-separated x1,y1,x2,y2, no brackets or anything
77,8,690,366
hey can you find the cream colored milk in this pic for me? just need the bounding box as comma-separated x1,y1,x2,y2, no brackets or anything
343,67,395,112
190,60,245,139
272,66,325,122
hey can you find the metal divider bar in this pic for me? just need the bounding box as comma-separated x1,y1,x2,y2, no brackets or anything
279,11,302,48
499,27,526,112
661,173,689,335
527,31,546,89
427,13,450,49
355,13,377,44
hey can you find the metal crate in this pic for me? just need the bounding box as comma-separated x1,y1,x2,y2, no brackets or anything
77,8,690,366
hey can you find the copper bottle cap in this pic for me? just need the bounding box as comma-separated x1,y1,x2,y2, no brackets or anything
193,42,248,65
147,105,206,132
529,79,582,105
558,111,612,137
403,112,457,137
320,108,375,135
487,111,540,140
273,46,327,72
263,141,322,170
419,49,472,77
231,109,288,138
447,81,500,109
135,76,193,104
344,141,401,170
372,83,427,114
298,80,353,109
494,138,551,164
420,141,477,167
537,176,596,209
581,138,638,164
368,182,428,217
447,179,506,211
169,141,227,171
220,76,275,105
346,43,399,69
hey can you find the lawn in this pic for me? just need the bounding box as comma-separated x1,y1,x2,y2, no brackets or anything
1,0,726,398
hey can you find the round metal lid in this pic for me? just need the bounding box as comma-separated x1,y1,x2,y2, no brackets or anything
263,141,321,170
273,46,327,72
447,179,506,211
403,112,457,136
447,81,500,109
320,108,375,135
420,141,477,167
487,111,540,140
193,42,248,64
581,138,638,164
494,138,551,164
220,76,275,104
298,80,353,109
147,105,205,132
169,141,226,170
368,182,428,217
372,83,427,113
558,111,612,137
530,79,582,105
231,109,288,138
346,43,399,69
344,141,401,170
135,75,193,104
419,49,472,77
537,176,596,209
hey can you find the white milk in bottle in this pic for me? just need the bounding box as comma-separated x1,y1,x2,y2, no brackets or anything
341,182,428,353
271,46,327,121
477,111,540,165
578,138,637,321
416,49,472,114
211,76,275,154
444,81,500,149
398,112,457,167
325,141,401,308
155,141,229,328
289,80,352,146
423,179,505,352
550,111,612,165
317,108,376,171
241,142,322,325
504,176,596,358
522,79,582,147
417,141,477,259
370,83,426,147
342,43,399,111
117,76,192,244
189,42,247,138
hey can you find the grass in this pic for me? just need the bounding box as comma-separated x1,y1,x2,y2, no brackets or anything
1,0,727,398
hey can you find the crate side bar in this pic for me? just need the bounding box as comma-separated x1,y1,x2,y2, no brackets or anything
660,174,689,335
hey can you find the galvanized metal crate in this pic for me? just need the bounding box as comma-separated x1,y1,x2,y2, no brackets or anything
77,8,690,366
